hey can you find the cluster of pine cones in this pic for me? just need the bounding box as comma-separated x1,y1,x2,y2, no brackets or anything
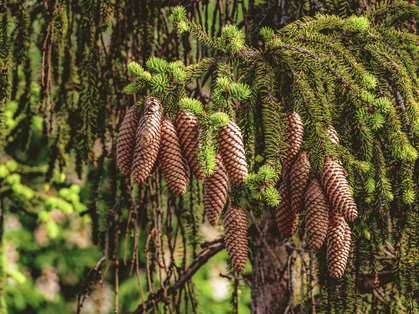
117,98,190,195
276,111,358,279
117,97,249,273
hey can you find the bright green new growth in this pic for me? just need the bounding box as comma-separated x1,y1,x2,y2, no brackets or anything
150,73,169,93
229,83,252,101
125,83,139,95
260,27,275,43
209,112,229,128
178,98,203,115
128,62,145,76
344,15,370,32
146,57,168,73
168,6,187,23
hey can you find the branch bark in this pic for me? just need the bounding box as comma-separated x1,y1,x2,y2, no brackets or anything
130,242,225,313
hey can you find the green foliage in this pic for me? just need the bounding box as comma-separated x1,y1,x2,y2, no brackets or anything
179,98,204,115
209,112,229,128
146,57,168,74
128,62,145,76
4,0,419,313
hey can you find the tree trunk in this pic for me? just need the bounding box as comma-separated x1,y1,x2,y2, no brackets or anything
251,206,291,314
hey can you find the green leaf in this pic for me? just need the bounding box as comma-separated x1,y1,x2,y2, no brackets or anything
125,83,139,94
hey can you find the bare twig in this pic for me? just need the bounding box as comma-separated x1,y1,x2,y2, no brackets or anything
219,273,252,288
130,243,225,313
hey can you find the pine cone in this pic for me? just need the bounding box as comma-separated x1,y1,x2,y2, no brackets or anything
117,106,140,176
174,108,205,180
204,154,228,226
217,120,248,187
283,111,304,178
132,114,161,184
326,216,351,279
290,152,311,213
321,158,358,222
150,159,159,175
327,125,339,145
224,204,248,272
305,178,328,249
158,117,190,195
137,97,163,148
276,180,299,238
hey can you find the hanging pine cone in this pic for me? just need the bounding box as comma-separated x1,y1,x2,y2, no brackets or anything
117,106,140,176
204,154,228,226
326,216,351,279
283,111,304,178
276,180,299,238
217,120,248,187
326,125,339,145
305,178,328,250
174,108,205,180
290,152,311,213
158,117,190,195
150,159,159,175
131,112,162,184
137,97,163,148
321,158,358,222
224,204,248,272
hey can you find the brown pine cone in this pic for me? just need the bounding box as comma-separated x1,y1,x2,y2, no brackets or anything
321,158,358,222
204,154,228,226
117,106,140,176
137,97,163,148
276,180,299,238
283,111,304,178
174,108,205,180
290,152,311,213
131,113,161,184
305,178,328,249
158,117,190,195
224,204,248,272
327,125,339,145
326,216,351,279
217,120,248,187
150,158,159,175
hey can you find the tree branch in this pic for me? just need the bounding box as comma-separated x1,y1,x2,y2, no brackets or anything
130,243,225,313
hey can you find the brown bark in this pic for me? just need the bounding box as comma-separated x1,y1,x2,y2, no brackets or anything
250,206,290,314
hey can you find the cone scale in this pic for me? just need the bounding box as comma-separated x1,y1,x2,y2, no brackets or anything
174,108,205,180
224,204,248,272
158,117,190,196
204,154,228,226
326,216,351,279
290,151,311,214
117,105,140,176
305,178,328,249
132,98,163,184
321,158,358,222
218,120,248,187
283,111,304,178
276,180,299,238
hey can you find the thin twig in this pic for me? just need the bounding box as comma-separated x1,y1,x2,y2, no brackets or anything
219,273,252,288
130,243,225,313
